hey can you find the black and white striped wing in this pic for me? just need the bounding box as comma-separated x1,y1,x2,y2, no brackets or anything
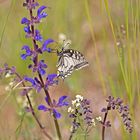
57,49,88,79
57,56,75,79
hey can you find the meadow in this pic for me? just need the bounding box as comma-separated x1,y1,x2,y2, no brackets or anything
0,0,139,140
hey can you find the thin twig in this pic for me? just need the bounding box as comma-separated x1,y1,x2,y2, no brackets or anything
102,106,110,140
6,68,53,140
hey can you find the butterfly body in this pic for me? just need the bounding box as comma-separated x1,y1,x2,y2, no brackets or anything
57,48,88,79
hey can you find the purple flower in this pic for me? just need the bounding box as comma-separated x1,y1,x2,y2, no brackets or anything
38,104,49,111
24,76,42,92
37,6,48,20
28,60,47,75
41,39,54,52
23,1,39,9
0,64,16,76
21,17,30,25
57,96,69,107
45,74,58,89
53,109,61,118
23,26,32,38
38,60,47,75
101,96,133,133
34,30,43,42
38,96,68,118
69,96,94,135
24,26,31,33
21,45,32,60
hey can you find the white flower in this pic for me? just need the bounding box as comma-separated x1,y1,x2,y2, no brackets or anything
96,116,102,122
75,102,81,107
72,100,76,105
91,119,96,126
5,73,11,78
68,107,74,113
75,95,83,101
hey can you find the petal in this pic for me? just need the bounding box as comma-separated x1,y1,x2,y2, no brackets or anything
20,54,27,60
42,39,54,52
37,6,47,16
39,68,46,75
32,2,39,8
22,45,31,53
24,26,31,33
35,30,43,42
38,12,48,19
21,17,30,24
24,76,35,85
47,74,57,81
21,45,32,59
58,96,68,104
53,109,61,118
38,105,47,111
61,102,69,106
39,60,47,68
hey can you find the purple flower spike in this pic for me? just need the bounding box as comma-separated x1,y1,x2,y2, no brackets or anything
37,6,47,20
101,96,133,133
21,45,32,60
42,39,54,52
21,17,30,25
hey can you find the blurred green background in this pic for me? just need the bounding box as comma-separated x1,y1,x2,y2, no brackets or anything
0,0,140,139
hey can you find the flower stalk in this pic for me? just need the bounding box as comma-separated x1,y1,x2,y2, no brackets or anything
2,66,53,140
22,0,62,139
101,96,133,140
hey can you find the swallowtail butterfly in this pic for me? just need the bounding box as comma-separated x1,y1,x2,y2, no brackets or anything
56,42,88,79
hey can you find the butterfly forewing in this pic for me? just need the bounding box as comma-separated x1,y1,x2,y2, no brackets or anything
57,49,88,79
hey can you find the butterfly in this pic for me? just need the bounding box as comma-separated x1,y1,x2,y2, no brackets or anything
56,41,89,79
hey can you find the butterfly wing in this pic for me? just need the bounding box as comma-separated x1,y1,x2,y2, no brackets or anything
70,50,89,70
57,49,88,79
57,56,75,79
